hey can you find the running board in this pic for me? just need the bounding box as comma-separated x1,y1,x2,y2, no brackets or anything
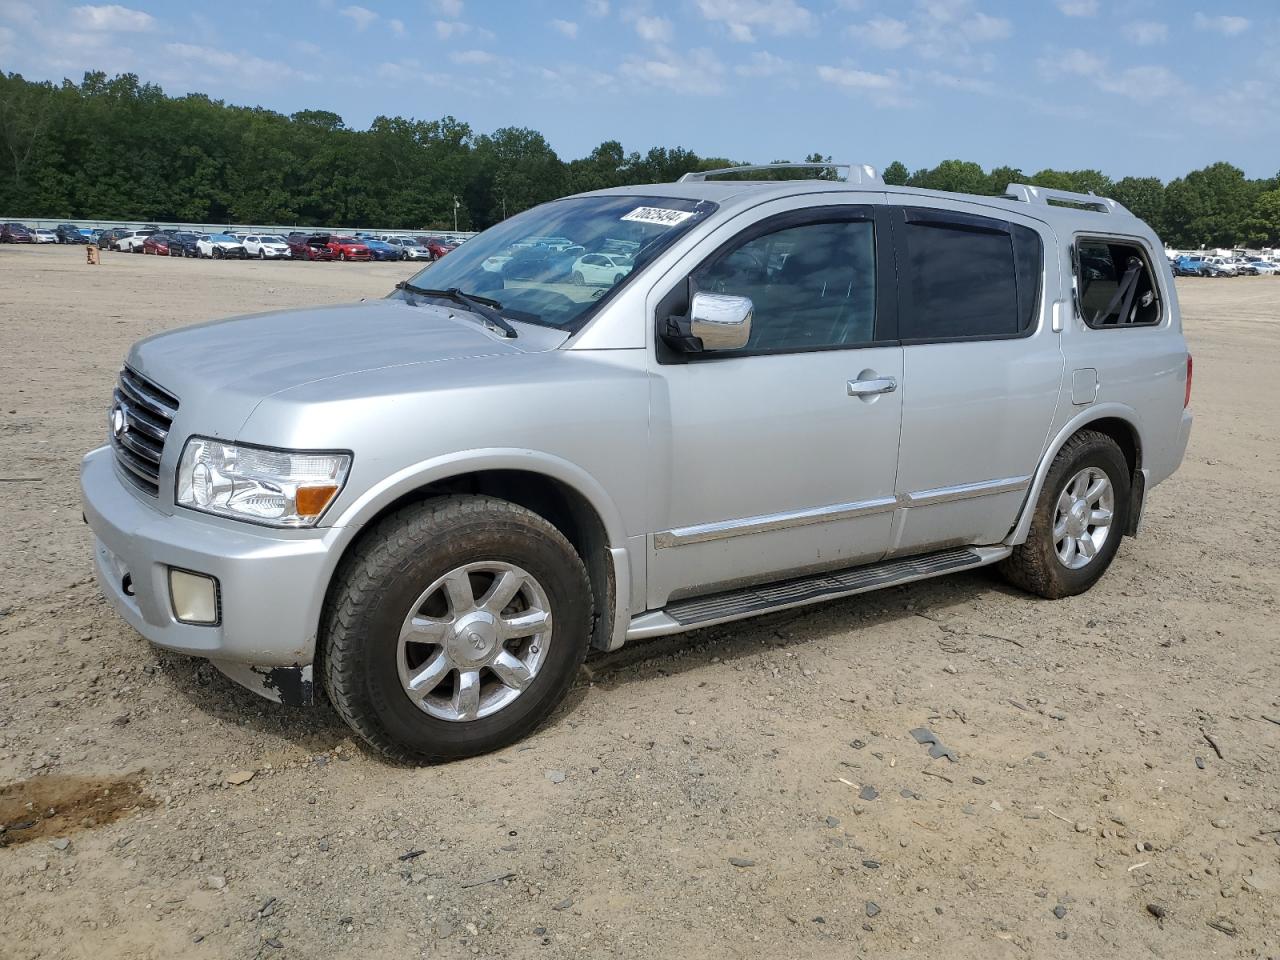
626,546,1011,641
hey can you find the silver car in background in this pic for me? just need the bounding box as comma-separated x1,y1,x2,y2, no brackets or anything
81,163,1192,763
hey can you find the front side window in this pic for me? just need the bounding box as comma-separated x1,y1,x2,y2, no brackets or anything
1075,239,1161,328
405,195,715,332
692,216,877,353
896,208,1042,341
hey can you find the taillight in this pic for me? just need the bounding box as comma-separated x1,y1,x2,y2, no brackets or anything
1184,354,1193,408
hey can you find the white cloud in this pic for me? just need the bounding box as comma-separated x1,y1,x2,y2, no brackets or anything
450,48,497,64
817,63,893,90
389,17,405,35
694,0,814,43
962,12,1010,42
163,42,316,83
1048,47,1184,104
634,15,673,43
435,20,469,39
620,45,725,94
584,0,609,16
1194,13,1248,36
1056,0,1098,16
1123,21,1168,45
0,0,39,25
433,0,464,17
340,5,377,31
855,16,911,50
735,50,791,77
550,18,578,38
71,4,155,31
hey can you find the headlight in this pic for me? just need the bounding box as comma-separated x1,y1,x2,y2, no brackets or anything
176,437,351,528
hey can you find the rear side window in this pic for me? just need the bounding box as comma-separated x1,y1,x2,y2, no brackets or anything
1076,239,1161,328
895,208,1043,342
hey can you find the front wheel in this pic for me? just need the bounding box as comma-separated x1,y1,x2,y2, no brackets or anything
999,430,1130,599
322,495,593,763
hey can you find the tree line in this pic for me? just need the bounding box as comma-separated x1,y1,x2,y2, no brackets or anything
1,70,1277,248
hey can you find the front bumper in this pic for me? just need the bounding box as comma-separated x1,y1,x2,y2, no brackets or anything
80,447,335,699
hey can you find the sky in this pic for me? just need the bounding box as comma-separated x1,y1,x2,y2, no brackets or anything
1,0,1277,182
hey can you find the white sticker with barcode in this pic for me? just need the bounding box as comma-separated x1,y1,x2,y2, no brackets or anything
620,206,694,227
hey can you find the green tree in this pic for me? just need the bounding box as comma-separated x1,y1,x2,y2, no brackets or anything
1163,162,1257,248
1110,176,1167,238
908,159,990,194
1240,190,1280,247
882,160,909,186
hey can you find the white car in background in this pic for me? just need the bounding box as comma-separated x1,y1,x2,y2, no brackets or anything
570,252,634,286
388,238,434,261
196,233,248,259
242,234,291,259
116,229,156,253
33,228,57,244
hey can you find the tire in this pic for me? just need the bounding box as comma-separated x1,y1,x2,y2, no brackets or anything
571,271,584,285
999,429,1130,600
258,249,266,260
339,252,347,262
613,273,624,284
322,495,593,764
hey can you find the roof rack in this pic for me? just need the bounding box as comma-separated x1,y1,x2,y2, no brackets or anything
1003,183,1130,216
678,162,882,185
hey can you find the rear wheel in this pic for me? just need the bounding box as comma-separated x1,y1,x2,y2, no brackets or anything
999,430,1130,599
571,271,584,285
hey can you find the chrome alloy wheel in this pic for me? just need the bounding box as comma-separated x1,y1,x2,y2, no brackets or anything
397,562,553,722
1053,467,1114,570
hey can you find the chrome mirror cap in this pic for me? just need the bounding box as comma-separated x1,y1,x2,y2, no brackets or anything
690,292,753,351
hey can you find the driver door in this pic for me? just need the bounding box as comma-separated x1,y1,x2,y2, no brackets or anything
647,200,904,608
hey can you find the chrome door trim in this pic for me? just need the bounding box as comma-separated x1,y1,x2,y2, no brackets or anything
653,495,899,549
899,475,1030,508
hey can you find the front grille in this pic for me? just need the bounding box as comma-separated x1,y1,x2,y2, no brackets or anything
110,366,179,496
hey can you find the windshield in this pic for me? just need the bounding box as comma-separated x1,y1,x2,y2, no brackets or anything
404,195,715,331
209,233,236,242
261,235,285,243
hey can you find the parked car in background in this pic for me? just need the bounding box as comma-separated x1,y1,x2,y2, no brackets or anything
96,227,127,249
1202,256,1238,277
361,237,401,261
197,233,247,259
326,236,372,261
1,222,34,242
1246,259,1279,275
287,233,336,261
34,228,58,243
1173,256,1205,277
571,252,634,286
169,232,202,258
385,237,433,261
243,234,291,259
143,232,177,256
501,245,579,282
420,236,456,259
55,223,87,244
117,229,157,253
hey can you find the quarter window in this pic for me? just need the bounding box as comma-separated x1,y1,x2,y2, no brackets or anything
1075,239,1161,328
896,209,1042,341
693,218,877,352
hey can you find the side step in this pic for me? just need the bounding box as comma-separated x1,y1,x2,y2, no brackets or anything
627,546,1010,641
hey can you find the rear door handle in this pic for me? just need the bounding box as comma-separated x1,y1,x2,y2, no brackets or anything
847,376,898,397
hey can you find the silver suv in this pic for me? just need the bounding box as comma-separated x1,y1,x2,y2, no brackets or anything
81,163,1193,762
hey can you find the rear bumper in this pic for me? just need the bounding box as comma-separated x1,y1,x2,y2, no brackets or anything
80,447,334,691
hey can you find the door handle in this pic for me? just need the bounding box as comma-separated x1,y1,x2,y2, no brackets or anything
847,376,897,397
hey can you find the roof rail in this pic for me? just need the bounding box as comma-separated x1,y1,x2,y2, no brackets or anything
679,162,882,185
1004,183,1130,216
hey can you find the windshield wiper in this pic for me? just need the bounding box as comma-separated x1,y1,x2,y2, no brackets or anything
395,282,517,338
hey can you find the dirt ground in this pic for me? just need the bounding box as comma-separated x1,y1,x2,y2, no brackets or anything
1,244,1278,959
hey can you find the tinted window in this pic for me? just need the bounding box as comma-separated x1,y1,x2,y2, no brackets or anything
693,218,876,352
897,209,1042,341
1076,239,1161,328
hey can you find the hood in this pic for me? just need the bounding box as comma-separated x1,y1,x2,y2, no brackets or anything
127,299,565,438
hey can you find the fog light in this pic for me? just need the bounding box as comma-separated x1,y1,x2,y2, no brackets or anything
169,568,220,625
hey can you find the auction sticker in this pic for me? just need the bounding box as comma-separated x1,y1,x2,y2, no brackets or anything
621,206,695,226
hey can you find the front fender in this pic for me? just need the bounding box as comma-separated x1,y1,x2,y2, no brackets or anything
1004,402,1143,546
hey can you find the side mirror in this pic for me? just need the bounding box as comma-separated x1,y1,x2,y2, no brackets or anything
688,291,753,351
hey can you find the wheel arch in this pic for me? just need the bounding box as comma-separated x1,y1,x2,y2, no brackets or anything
320,451,633,658
1006,404,1144,547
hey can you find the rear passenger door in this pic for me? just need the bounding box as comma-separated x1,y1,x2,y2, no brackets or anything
887,201,1065,555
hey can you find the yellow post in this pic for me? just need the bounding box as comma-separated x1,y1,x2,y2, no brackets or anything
87,245,100,265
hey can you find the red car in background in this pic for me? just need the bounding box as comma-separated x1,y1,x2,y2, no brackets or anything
417,236,456,260
287,234,335,261
142,232,175,256
326,236,372,261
